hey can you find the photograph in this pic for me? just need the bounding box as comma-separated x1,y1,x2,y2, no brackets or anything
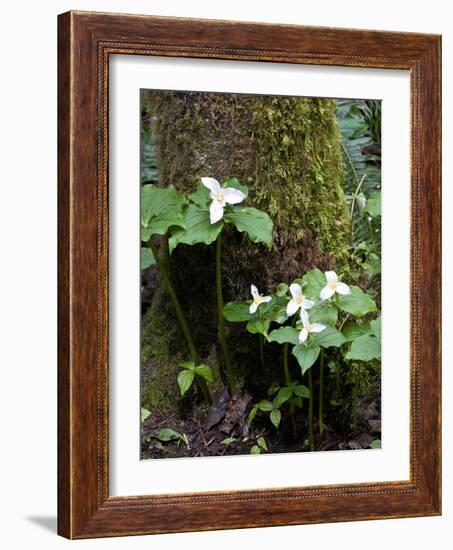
140,90,382,459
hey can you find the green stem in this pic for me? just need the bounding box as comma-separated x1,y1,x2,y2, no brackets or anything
283,343,294,415
308,369,315,451
149,240,211,404
319,349,325,435
215,234,236,393
259,334,266,380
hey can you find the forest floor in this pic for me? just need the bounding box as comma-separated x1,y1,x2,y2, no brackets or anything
141,389,381,459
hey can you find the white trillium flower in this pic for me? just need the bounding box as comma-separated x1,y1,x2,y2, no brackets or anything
201,177,246,224
286,283,315,317
299,309,326,344
320,270,351,301
249,284,272,314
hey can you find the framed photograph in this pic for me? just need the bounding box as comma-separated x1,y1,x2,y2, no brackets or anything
58,11,441,538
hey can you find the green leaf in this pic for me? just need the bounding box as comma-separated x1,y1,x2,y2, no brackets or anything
301,269,326,300
141,407,151,422
346,334,381,361
141,185,185,239
178,361,195,370
194,364,213,381
274,386,293,407
223,301,253,322
222,177,249,197
188,182,211,207
275,283,289,297
267,326,300,345
336,286,377,317
342,321,371,341
292,344,320,375
257,436,268,451
250,445,261,455
140,247,156,270
370,439,381,449
294,384,310,398
364,192,381,218
270,409,281,428
223,206,273,248
152,428,184,442
221,436,237,445
177,369,195,396
169,204,223,253
258,400,273,412
246,319,271,337
312,326,346,348
247,405,259,424
370,317,381,341
308,302,338,325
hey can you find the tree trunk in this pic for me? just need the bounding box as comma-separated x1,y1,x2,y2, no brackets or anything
141,90,350,410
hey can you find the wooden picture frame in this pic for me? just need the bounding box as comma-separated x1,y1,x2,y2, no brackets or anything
58,10,442,539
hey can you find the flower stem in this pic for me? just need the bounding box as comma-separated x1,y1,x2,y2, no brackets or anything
259,333,267,380
149,239,211,404
319,349,325,435
308,368,315,451
215,234,236,393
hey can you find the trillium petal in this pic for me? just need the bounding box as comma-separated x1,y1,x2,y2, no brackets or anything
262,296,272,303
223,187,246,205
249,302,258,314
286,299,299,316
300,309,310,326
209,201,224,224
302,298,315,310
325,271,338,284
299,328,308,343
201,177,221,195
311,323,326,333
320,285,335,300
251,284,259,298
336,282,351,295
289,283,302,299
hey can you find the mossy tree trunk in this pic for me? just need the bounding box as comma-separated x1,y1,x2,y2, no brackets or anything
141,90,350,410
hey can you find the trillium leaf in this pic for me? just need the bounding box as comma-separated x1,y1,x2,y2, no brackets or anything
275,283,289,297
292,344,320,375
312,326,346,348
268,326,300,345
223,301,253,322
140,247,156,271
345,334,381,361
294,384,310,398
224,206,273,248
178,361,195,370
370,439,381,449
370,317,381,341
250,445,261,455
246,319,271,337
336,286,377,317
141,407,151,422
301,269,326,300
141,185,185,238
188,182,211,208
270,408,281,428
168,204,223,253
274,386,293,408
194,364,213,381
222,177,249,197
309,303,338,326
177,369,195,396
342,321,371,341
257,436,268,451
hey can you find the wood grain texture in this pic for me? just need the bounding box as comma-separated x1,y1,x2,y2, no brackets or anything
57,10,442,539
